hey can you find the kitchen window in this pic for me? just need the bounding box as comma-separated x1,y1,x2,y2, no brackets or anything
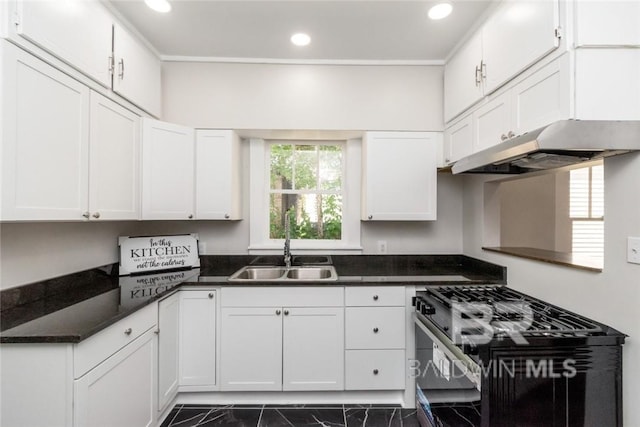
248,137,362,253
570,163,604,262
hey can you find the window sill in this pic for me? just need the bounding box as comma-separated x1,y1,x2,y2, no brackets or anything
482,247,603,272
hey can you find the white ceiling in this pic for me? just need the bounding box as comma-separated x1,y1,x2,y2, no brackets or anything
108,0,495,62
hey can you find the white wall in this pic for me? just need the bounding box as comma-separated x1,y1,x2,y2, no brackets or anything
161,61,444,131
462,152,640,427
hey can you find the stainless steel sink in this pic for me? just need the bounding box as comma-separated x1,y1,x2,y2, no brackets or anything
228,266,338,282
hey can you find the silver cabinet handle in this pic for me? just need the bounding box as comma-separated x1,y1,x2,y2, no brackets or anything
276,310,281,315
82,212,90,219
118,58,124,79
373,295,379,301
124,328,132,336
224,214,230,219
154,330,160,335
208,292,214,299
108,56,114,74
500,134,508,141
92,212,100,219
475,65,481,86
373,327,379,333
373,369,379,375
368,215,373,220
480,60,486,79
507,131,515,138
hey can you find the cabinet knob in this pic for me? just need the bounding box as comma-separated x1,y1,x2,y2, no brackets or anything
368,215,373,220
507,130,515,138
124,328,132,336
82,212,90,219
224,214,230,219
373,295,379,301
188,214,194,219
92,212,100,219
208,292,214,299
276,310,282,315
373,369,379,375
500,134,508,141
284,310,290,316
373,327,379,333
154,330,160,335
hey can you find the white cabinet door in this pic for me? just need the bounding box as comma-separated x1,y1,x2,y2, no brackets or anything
1,41,90,221
482,0,560,94
158,293,179,413
74,329,156,427
195,130,242,220
180,290,216,388
362,132,438,221
474,92,511,152
444,113,474,164
574,1,640,47
511,54,570,136
112,23,161,117
89,91,140,220
13,0,113,87
220,307,283,391
282,307,344,391
141,118,195,220
444,31,484,122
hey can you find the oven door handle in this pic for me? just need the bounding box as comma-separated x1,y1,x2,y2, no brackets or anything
414,314,482,391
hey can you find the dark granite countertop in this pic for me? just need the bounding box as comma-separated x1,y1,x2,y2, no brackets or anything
0,255,505,343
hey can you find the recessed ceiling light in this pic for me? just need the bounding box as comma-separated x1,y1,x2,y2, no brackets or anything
290,33,311,47
428,2,453,20
145,0,171,13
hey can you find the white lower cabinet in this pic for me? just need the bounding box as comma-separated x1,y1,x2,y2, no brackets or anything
158,293,180,413
74,328,156,427
179,290,217,389
220,287,345,392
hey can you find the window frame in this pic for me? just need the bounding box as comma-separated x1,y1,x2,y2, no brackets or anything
248,138,362,254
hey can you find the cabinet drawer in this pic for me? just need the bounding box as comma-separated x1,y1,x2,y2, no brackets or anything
345,286,405,307
345,350,405,390
74,303,157,378
221,287,344,307
345,307,405,349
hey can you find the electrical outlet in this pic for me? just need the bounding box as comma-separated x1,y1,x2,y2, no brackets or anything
377,240,387,254
198,241,207,255
628,237,640,265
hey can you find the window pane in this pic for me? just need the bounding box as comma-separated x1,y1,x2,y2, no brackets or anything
294,145,317,190
270,145,293,190
269,193,342,240
572,220,604,262
570,167,589,218
319,145,342,191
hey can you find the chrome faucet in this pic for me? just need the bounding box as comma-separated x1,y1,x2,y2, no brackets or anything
284,211,291,268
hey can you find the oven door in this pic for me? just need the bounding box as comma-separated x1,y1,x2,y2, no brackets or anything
413,314,482,426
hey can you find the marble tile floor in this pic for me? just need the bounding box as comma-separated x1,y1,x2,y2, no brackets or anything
160,404,422,427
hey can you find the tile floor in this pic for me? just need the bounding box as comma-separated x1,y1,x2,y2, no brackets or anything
160,404,421,427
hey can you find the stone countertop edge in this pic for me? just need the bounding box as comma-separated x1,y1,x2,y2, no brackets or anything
1,255,506,344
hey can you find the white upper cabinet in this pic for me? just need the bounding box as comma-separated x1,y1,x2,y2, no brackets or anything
141,118,195,220
474,91,512,152
443,113,474,165
195,130,242,220
112,23,162,117
1,41,90,221
12,0,113,88
482,0,560,94
574,1,640,47
89,91,140,221
444,0,560,122
444,32,484,123
362,132,438,221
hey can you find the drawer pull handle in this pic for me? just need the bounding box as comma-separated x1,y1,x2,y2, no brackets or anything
373,295,379,301
373,327,379,333
276,310,281,315
208,292,214,299
284,310,290,316
124,328,132,336
373,369,379,375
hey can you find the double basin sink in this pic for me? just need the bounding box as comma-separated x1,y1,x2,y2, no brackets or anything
228,256,338,282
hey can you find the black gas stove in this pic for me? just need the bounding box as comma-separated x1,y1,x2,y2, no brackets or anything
412,285,626,427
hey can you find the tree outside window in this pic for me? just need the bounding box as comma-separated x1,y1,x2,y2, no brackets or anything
269,143,343,241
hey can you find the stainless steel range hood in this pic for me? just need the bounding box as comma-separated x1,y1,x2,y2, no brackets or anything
451,120,640,174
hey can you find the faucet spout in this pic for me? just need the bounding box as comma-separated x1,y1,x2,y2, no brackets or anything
284,211,292,268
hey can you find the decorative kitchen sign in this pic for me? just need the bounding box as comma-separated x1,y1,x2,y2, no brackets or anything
118,234,200,276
